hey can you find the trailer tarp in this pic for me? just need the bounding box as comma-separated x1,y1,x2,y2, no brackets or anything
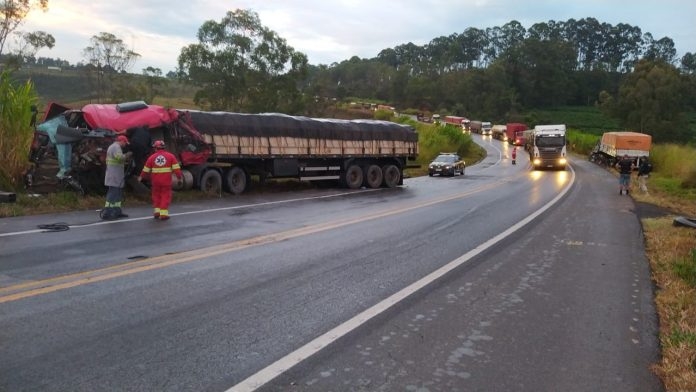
184,111,418,142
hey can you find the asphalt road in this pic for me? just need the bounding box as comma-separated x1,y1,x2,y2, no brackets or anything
0,135,662,391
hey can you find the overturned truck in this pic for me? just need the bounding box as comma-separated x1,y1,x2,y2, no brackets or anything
27,102,419,195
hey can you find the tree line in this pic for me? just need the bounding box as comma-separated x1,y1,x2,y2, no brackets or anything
2,5,695,145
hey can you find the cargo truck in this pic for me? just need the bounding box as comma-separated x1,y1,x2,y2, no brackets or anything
27,102,419,195
469,121,482,134
589,131,652,167
443,115,470,132
526,124,567,170
505,123,527,146
491,125,507,141
481,121,492,136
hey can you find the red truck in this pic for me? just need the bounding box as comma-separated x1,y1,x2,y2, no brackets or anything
505,123,528,146
443,115,470,132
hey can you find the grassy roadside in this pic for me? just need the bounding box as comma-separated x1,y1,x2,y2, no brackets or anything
630,178,696,391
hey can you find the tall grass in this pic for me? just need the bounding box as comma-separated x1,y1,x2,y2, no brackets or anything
566,129,600,155
651,144,696,181
0,70,38,191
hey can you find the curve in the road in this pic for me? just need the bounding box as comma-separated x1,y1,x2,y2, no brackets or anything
227,166,575,392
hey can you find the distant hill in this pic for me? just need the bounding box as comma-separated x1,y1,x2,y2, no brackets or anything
11,66,196,109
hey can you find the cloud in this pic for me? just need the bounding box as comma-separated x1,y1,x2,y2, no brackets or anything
18,0,696,74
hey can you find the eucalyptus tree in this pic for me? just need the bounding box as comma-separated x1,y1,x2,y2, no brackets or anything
681,52,696,74
0,0,48,57
607,60,688,142
82,32,141,102
642,33,677,64
601,23,643,72
527,20,565,41
178,9,308,113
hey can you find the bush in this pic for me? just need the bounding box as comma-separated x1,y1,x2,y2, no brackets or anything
0,70,38,191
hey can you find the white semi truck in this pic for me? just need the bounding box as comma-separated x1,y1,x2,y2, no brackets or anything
525,124,567,170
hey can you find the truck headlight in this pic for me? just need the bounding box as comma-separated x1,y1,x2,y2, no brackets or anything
559,158,567,165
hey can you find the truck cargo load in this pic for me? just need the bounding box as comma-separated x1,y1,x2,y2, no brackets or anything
590,131,651,167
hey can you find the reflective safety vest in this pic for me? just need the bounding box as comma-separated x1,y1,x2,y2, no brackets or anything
140,150,183,186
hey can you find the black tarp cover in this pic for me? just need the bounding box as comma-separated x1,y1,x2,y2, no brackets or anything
184,111,418,142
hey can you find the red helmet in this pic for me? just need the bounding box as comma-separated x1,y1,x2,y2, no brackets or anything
152,140,165,149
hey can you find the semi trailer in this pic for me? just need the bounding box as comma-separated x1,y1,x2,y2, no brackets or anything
27,102,419,195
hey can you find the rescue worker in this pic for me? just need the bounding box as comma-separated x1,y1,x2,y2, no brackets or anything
102,135,131,220
138,140,183,220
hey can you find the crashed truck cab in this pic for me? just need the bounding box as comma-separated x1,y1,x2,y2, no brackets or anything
27,101,211,194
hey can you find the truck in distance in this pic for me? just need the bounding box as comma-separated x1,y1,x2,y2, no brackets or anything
491,125,507,141
469,120,482,134
481,121,492,136
443,115,470,133
525,124,567,170
505,123,528,146
589,131,652,167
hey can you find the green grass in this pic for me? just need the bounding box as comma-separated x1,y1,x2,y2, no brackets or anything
525,105,621,135
673,250,696,288
667,328,696,347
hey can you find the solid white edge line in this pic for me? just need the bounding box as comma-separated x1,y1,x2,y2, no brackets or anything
0,189,379,238
227,166,576,391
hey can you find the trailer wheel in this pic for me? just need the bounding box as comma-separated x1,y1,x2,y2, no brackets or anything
200,169,222,195
343,164,363,189
382,164,400,188
364,164,383,189
224,166,248,195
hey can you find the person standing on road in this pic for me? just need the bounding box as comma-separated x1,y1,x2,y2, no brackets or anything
102,135,132,220
138,140,182,220
511,146,517,165
637,156,653,194
615,154,634,195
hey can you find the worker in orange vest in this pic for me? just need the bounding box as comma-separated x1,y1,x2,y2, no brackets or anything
138,140,183,220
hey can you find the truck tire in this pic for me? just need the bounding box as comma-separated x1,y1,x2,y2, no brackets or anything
364,164,383,189
343,164,363,189
382,164,400,188
199,169,222,195
224,166,248,195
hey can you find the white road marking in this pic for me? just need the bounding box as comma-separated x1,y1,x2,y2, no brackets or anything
227,167,575,391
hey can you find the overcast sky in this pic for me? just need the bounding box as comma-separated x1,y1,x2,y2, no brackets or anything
18,0,696,74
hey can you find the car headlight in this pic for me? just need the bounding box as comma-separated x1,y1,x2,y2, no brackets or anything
445,165,451,169
559,158,567,165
